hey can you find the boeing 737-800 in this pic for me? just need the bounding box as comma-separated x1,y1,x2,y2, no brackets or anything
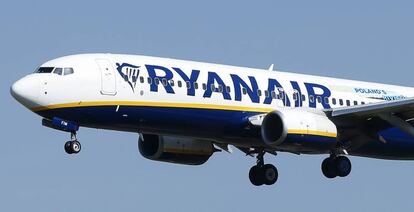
10,54,414,186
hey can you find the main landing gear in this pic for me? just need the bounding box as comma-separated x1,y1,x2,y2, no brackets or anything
249,151,278,186
321,155,351,178
64,131,81,154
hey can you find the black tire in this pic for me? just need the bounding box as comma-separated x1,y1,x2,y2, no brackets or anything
335,156,351,177
321,157,337,178
70,140,81,154
64,141,73,154
263,164,278,185
249,165,264,186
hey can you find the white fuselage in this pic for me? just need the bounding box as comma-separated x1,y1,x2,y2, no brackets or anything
13,54,414,111
10,53,414,156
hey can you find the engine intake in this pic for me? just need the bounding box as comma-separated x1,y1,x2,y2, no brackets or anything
138,134,214,165
261,111,288,146
261,109,337,149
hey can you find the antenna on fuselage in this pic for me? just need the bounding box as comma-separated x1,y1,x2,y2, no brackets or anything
268,64,275,71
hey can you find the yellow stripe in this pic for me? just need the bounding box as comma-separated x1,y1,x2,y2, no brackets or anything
287,129,337,138
31,101,274,113
31,101,336,138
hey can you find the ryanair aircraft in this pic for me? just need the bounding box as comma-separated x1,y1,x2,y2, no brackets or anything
10,54,414,186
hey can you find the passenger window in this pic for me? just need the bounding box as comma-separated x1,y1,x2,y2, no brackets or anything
162,78,168,86
361,102,365,105
309,95,315,103
53,68,63,75
218,85,223,93
210,84,216,91
324,97,329,104
301,94,306,101
257,89,262,97
264,90,269,97
354,101,358,105
317,96,322,103
339,99,343,106
178,81,182,87
271,91,276,99
186,81,191,89
154,78,160,85
277,93,282,99
140,76,144,83
242,88,247,95
332,98,337,105
278,89,284,99
346,100,350,106
63,68,74,75
147,77,152,84
293,93,298,100
202,83,207,90
279,91,285,99
169,80,175,86
194,82,198,89
226,86,231,93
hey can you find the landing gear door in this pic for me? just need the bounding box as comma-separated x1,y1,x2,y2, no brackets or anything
96,59,117,96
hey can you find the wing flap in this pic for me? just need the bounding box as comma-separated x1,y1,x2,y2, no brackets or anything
329,97,414,139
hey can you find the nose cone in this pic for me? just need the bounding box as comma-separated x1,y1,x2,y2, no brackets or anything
11,75,40,108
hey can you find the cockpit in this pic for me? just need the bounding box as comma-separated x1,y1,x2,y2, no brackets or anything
35,67,74,76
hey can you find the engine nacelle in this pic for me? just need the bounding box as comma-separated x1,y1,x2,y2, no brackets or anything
261,109,337,148
138,134,214,165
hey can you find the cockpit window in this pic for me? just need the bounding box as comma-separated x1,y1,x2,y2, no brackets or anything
36,67,54,73
53,68,63,75
63,68,74,75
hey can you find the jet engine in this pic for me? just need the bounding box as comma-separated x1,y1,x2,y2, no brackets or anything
261,109,338,149
138,134,214,165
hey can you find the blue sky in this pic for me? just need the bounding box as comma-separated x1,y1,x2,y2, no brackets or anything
1,0,414,211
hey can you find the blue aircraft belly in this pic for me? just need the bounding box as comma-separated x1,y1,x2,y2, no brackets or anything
36,105,262,143
351,128,414,159
36,105,414,158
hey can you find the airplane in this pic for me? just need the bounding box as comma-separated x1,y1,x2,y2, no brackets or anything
10,53,414,186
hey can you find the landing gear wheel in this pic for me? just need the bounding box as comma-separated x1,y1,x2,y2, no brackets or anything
321,157,337,178
64,141,73,154
263,164,278,185
64,140,81,154
249,165,264,186
321,156,352,178
248,150,279,186
335,156,351,177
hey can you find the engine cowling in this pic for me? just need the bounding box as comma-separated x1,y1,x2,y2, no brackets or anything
261,109,338,148
138,134,214,165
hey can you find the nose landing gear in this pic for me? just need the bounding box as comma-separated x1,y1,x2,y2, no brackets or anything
64,132,81,154
248,151,278,186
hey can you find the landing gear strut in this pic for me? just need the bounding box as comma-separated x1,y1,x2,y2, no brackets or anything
321,155,351,178
64,131,81,154
249,151,278,186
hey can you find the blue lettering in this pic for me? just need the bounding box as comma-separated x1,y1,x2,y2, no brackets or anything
172,67,200,96
290,81,302,107
263,78,290,106
203,72,231,100
305,83,331,109
145,65,175,94
230,74,259,103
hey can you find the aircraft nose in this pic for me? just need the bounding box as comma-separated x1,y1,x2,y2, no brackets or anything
10,76,40,108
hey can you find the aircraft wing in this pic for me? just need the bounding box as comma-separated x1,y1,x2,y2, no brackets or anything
326,97,414,150
330,97,414,119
